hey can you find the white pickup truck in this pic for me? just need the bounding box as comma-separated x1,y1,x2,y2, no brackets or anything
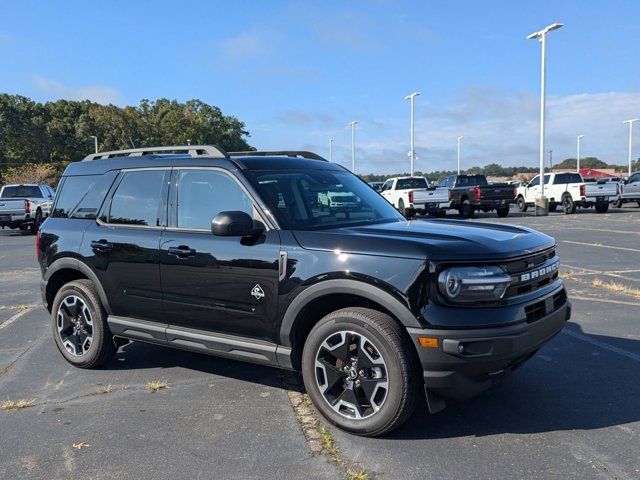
515,172,618,214
0,184,55,233
380,176,449,216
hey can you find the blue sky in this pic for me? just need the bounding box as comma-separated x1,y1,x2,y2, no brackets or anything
1,0,639,174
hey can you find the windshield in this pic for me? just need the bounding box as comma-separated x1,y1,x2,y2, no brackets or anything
1,185,42,198
246,170,405,230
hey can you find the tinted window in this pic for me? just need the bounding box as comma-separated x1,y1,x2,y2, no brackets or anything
53,172,118,218
554,173,582,184
108,170,166,226
456,175,488,187
381,180,392,191
629,173,640,183
177,170,253,230
1,185,42,198
247,170,404,230
396,177,428,190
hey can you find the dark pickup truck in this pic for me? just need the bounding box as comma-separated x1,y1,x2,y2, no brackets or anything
39,146,569,437
446,174,515,218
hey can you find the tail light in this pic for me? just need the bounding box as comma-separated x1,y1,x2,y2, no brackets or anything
36,230,41,262
579,184,585,196
513,188,517,198
448,190,453,201
24,199,30,214
473,186,481,201
408,191,414,204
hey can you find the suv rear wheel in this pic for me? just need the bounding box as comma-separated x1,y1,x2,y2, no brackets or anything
51,279,116,368
301,307,419,437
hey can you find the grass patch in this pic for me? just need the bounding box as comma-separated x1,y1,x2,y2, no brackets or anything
145,380,169,393
319,424,338,457
347,468,370,480
1,399,36,411
561,271,640,299
96,384,115,395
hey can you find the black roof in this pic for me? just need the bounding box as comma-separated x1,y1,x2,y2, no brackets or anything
62,154,342,176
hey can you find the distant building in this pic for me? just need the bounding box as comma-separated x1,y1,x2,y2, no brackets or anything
552,168,618,179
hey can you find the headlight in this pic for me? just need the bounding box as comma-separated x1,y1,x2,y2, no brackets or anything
438,266,511,303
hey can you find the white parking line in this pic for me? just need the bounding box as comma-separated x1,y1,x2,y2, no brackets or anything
0,307,33,331
562,241,640,254
572,296,640,307
560,227,640,235
562,329,640,363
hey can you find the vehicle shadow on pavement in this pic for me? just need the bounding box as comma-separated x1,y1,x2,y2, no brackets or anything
105,341,284,389
384,321,640,440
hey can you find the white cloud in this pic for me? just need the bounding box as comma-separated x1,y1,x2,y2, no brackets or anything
219,30,269,62
33,76,126,105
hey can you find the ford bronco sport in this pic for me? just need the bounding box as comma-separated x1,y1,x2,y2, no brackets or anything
39,145,570,436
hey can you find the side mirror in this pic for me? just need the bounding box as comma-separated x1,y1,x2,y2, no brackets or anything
211,211,261,237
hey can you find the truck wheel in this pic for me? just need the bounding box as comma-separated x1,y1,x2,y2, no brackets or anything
548,203,557,213
397,199,406,215
301,307,420,437
516,196,528,212
459,199,474,218
562,194,576,214
496,206,510,218
51,279,116,369
30,209,42,234
613,198,623,208
436,210,446,218
595,203,609,214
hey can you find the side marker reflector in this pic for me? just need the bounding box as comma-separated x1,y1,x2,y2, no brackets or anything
418,337,438,348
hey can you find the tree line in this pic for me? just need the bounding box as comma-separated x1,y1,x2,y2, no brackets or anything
0,94,253,170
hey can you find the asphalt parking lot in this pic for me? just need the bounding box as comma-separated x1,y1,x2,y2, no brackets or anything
1,206,639,480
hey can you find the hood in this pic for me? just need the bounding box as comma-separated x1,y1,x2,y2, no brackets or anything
292,219,554,261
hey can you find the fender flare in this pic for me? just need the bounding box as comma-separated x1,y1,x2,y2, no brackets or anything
44,258,112,314
279,279,422,346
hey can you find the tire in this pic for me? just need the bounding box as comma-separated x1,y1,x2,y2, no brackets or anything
458,199,474,218
496,206,509,218
613,198,623,208
436,210,446,218
548,203,557,213
51,279,116,369
301,307,420,437
397,199,406,215
595,203,609,214
562,194,576,214
516,196,528,212
30,209,42,234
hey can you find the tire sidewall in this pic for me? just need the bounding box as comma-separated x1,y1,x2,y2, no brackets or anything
51,282,109,367
301,314,407,435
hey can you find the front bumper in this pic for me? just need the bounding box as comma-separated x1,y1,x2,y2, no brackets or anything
407,297,571,412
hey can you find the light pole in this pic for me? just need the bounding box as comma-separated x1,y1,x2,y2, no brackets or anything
528,22,563,212
90,135,98,154
329,138,333,163
404,92,420,176
623,119,639,177
348,121,358,173
576,135,584,173
457,136,464,174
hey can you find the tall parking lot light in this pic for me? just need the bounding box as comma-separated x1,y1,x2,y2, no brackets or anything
623,119,639,177
348,121,358,173
576,135,584,174
404,92,420,176
528,23,563,212
90,135,98,153
457,136,464,174
329,138,333,163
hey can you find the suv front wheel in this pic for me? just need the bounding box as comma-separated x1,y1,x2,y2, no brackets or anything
301,307,419,437
51,279,116,368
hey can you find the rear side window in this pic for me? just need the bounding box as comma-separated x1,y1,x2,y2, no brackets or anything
1,185,42,198
554,173,582,184
53,172,118,219
456,175,488,187
396,178,428,190
107,170,166,226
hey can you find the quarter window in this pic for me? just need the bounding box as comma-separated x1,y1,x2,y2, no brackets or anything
177,170,254,230
108,170,166,226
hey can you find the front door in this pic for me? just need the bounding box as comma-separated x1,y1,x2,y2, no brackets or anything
84,168,169,321
159,168,281,342
624,173,640,199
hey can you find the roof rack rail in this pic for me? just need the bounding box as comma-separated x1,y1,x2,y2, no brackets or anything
228,150,327,161
82,145,228,161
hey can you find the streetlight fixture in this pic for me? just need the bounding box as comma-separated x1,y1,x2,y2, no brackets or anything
404,92,420,176
576,135,584,174
623,119,639,177
329,138,333,163
528,22,563,213
347,121,358,173
90,135,98,154
457,136,464,174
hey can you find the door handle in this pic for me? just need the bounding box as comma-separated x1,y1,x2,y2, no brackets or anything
167,245,196,258
90,239,113,252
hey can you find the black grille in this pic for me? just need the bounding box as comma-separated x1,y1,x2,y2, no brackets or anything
525,289,567,323
503,248,559,299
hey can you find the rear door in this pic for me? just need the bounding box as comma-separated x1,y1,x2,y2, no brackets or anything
84,168,169,321
159,167,281,341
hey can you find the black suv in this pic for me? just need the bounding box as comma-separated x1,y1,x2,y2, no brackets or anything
38,145,570,436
